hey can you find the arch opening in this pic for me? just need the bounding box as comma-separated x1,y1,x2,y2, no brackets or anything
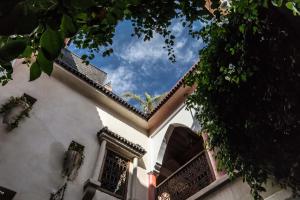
156,124,205,185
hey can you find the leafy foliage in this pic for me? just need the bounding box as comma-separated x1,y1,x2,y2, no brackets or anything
0,0,213,83
0,95,35,130
1,0,300,199
123,92,166,113
186,1,300,199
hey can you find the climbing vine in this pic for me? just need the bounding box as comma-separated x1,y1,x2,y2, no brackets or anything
0,95,35,130
186,1,300,199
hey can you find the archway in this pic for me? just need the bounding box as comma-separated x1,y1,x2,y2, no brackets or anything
155,123,205,184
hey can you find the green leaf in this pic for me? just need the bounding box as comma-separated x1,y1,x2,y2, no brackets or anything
0,39,27,62
61,14,77,37
21,46,33,58
37,51,53,76
286,1,300,15
286,2,294,9
29,62,42,81
40,27,63,60
271,0,283,7
239,24,246,34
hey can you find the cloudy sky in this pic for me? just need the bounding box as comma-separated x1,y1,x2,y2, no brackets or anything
68,20,204,107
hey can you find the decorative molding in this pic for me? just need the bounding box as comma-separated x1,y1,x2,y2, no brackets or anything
97,127,146,159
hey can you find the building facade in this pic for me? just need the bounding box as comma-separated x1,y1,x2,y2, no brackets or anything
0,52,293,200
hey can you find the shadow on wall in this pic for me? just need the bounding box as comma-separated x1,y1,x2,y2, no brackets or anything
0,72,104,200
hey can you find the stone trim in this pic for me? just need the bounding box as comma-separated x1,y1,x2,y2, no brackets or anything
97,127,146,159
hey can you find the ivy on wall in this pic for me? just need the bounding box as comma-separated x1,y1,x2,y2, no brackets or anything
0,94,36,131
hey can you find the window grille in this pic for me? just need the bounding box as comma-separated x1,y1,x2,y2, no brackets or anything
99,150,129,199
0,186,16,200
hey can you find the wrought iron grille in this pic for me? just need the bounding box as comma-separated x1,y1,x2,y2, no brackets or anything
100,150,129,199
0,186,16,200
156,151,215,200
50,183,67,200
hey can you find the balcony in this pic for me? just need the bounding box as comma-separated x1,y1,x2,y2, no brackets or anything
156,151,215,200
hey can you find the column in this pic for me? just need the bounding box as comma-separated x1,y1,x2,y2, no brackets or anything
202,132,225,180
147,171,157,200
92,140,107,180
128,157,138,200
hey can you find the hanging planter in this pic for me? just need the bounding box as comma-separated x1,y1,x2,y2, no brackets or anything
0,94,36,131
62,141,85,181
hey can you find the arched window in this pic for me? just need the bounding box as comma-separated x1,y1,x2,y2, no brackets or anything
155,124,215,200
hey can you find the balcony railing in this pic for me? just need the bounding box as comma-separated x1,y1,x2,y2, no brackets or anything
156,151,215,200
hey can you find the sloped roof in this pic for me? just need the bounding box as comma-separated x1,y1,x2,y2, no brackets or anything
55,49,196,121
59,48,107,85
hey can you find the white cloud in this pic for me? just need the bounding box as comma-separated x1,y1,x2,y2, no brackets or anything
117,34,167,63
106,20,204,95
171,21,185,37
106,65,136,95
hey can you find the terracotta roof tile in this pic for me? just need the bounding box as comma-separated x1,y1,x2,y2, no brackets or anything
55,54,196,121
147,64,197,118
55,59,149,119
98,127,147,156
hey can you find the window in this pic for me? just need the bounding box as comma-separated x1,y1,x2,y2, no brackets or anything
99,150,129,199
82,127,146,200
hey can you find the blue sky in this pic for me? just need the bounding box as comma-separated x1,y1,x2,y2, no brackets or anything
68,20,204,105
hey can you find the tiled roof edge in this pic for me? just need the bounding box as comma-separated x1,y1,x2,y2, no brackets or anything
98,127,147,155
147,64,197,118
55,58,196,121
55,59,149,120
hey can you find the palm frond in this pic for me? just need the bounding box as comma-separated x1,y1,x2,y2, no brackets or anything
122,91,166,113
152,93,167,105
122,92,144,105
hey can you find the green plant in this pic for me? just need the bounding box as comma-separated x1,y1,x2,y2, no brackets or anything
0,95,35,130
1,0,300,199
0,0,214,84
123,92,166,113
186,2,300,199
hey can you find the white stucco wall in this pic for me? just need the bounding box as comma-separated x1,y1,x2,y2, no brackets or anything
188,177,292,200
0,61,149,200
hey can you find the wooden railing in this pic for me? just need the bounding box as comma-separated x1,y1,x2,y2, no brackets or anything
156,151,215,200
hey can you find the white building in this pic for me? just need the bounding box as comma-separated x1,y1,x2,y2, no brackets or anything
0,50,292,200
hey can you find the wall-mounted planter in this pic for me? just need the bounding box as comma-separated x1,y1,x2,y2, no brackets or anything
0,94,36,131
62,141,85,181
